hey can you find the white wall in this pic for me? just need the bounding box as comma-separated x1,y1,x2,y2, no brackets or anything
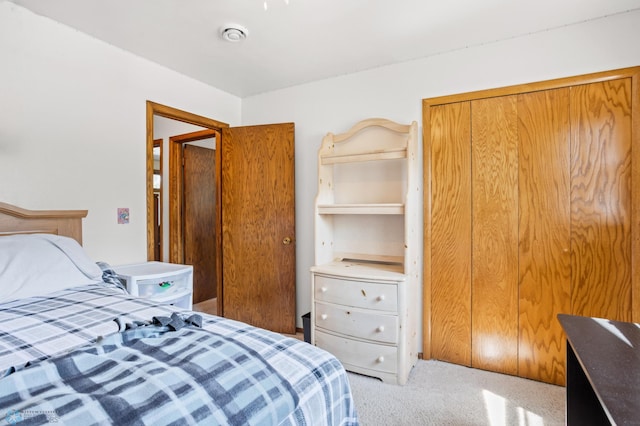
2,2,639,332
241,10,640,332
0,2,241,264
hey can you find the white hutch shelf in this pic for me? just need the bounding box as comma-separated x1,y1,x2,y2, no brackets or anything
310,118,421,385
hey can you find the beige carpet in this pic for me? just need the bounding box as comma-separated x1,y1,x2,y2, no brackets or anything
347,360,565,426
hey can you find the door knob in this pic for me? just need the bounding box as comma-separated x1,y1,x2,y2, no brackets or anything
282,237,292,245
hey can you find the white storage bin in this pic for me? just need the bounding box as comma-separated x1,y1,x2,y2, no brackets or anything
135,272,189,297
113,262,193,309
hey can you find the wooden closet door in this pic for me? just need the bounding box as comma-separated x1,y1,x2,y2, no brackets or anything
471,96,519,375
424,67,639,385
570,79,633,321
429,102,472,366
517,88,571,385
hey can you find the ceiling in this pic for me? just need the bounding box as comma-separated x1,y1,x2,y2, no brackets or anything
9,0,640,97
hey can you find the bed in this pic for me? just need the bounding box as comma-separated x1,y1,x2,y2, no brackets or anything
0,202,359,425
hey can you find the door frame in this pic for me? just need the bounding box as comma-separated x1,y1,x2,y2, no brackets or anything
153,138,163,261
168,129,221,304
146,101,228,314
168,128,219,264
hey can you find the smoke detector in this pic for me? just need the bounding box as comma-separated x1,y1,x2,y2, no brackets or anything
220,24,249,42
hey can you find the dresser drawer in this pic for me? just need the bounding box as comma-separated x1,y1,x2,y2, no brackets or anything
314,274,398,311
315,302,398,344
315,330,398,374
133,271,190,297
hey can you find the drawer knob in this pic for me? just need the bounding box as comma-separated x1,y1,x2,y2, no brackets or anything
376,326,385,333
377,295,386,302
320,287,327,293
320,314,328,320
376,356,385,364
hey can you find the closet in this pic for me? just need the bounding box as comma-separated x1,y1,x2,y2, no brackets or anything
423,67,639,385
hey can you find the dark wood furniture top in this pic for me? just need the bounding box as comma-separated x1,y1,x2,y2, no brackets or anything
559,314,640,425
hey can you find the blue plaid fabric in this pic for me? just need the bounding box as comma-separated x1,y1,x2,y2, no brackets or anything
0,283,359,425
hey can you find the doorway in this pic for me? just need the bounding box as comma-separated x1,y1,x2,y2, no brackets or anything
146,101,297,334
169,129,220,306
146,101,227,316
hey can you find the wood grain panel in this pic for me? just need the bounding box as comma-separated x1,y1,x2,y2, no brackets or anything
517,89,571,385
429,102,472,365
184,144,217,304
424,67,640,383
570,79,632,321
632,71,640,324
221,123,296,334
471,96,519,375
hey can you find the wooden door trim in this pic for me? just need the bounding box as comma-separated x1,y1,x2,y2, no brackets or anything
423,66,640,107
153,138,163,261
146,101,228,315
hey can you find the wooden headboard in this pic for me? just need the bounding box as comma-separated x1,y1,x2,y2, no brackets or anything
0,202,88,244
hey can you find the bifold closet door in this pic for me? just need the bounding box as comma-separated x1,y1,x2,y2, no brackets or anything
517,88,572,385
569,79,632,322
430,96,522,374
430,102,472,366
427,69,637,386
470,96,519,375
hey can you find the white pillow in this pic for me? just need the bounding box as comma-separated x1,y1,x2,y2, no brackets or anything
0,234,103,303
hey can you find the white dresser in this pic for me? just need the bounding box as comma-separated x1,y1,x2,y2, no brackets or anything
311,118,421,385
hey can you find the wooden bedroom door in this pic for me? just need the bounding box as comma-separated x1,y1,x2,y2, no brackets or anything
183,143,218,304
167,128,221,307
221,123,296,334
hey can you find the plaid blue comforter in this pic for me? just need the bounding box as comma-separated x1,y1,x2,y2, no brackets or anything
0,283,358,425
